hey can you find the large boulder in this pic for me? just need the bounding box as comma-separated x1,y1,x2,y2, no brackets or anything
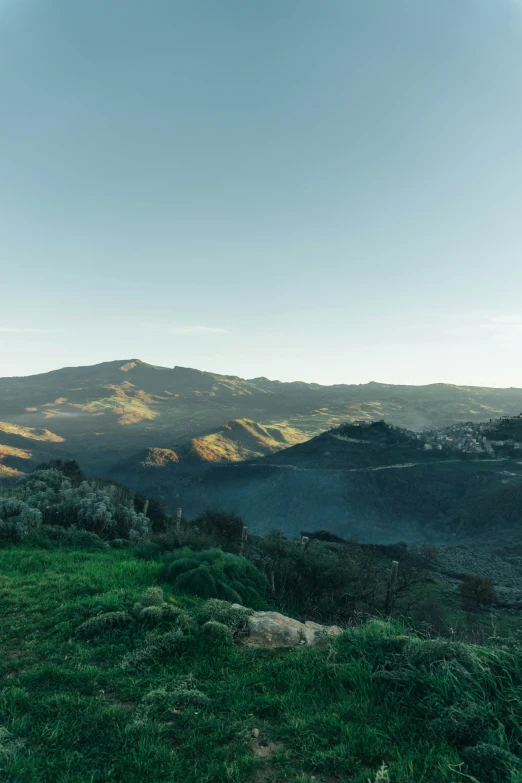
243,610,342,648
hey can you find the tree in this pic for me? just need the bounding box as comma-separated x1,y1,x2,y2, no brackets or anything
459,575,497,610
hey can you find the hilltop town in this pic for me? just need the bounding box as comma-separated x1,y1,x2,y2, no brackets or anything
348,414,522,455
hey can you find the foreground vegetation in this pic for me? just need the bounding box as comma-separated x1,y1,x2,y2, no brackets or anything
2,462,522,780
1,537,522,782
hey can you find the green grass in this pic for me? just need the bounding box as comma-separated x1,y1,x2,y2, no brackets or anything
1,544,522,782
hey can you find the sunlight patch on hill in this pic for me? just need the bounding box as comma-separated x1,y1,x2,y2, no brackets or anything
0,464,24,478
0,444,32,460
0,422,64,443
81,396,158,425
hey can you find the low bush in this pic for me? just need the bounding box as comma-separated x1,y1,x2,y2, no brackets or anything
459,574,497,609
0,499,41,543
196,598,253,628
201,620,233,644
76,611,133,639
132,675,210,727
161,548,269,606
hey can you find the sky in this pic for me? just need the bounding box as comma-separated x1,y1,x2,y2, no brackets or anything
1,0,522,386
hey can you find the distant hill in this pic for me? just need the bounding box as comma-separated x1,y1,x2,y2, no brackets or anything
108,418,308,492
3,358,522,478
122,418,522,550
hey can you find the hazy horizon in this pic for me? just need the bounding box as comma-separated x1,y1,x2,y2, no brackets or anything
2,0,522,386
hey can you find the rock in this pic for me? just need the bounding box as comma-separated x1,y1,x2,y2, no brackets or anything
327,625,342,636
252,728,260,738
244,611,343,648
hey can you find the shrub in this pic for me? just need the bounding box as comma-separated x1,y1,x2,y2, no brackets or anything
194,508,245,549
132,588,196,631
459,574,497,609
201,621,233,644
161,548,269,607
138,587,164,607
17,469,151,540
76,611,133,639
0,499,41,542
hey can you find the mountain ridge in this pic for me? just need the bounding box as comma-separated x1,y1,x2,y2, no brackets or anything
3,358,522,479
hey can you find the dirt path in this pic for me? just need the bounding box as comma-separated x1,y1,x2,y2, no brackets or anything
244,457,507,474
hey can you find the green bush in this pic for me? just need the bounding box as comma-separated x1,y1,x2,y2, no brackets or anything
201,620,233,644
194,508,245,549
161,548,269,607
0,498,41,542
17,468,151,540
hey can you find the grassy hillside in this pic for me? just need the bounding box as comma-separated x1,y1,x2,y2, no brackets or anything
2,539,522,783
3,359,522,479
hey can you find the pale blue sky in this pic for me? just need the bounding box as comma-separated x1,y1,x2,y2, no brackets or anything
1,0,522,385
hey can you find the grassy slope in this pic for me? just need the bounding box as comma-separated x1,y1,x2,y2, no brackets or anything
2,544,522,783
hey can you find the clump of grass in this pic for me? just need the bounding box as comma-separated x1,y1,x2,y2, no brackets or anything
76,611,133,639
403,637,483,673
461,743,522,783
0,727,25,759
136,587,164,608
196,597,253,629
120,628,191,669
131,675,210,727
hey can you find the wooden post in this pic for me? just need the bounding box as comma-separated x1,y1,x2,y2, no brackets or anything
176,508,182,533
240,525,248,556
385,560,399,616
143,499,149,517
301,535,310,552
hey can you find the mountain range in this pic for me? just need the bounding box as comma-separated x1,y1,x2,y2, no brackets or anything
3,358,522,476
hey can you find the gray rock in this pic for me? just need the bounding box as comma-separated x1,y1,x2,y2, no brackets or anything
244,611,343,647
